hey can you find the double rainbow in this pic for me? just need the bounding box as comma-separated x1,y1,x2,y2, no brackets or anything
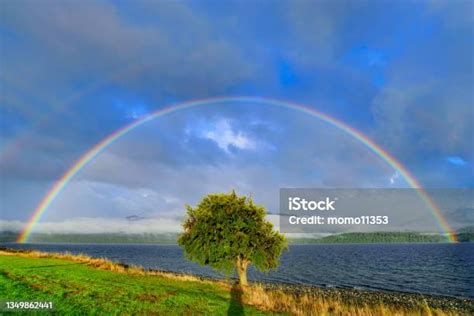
16,97,457,243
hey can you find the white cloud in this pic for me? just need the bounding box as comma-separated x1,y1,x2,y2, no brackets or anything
0,217,182,234
0,217,328,238
389,172,400,185
202,119,256,153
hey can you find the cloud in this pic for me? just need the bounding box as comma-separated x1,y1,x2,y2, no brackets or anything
0,215,280,235
26,107,420,224
0,0,253,105
0,217,181,234
201,119,256,153
446,156,467,167
389,172,400,185
4,188,471,235
283,0,351,64
368,4,473,187
6,102,463,224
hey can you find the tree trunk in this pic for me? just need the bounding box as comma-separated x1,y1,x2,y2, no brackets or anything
236,256,249,287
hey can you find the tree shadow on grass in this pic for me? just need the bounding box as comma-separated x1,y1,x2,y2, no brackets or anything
227,283,244,316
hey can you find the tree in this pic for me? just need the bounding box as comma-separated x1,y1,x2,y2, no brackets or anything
178,191,287,286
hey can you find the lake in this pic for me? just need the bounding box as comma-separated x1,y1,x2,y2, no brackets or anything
3,243,473,299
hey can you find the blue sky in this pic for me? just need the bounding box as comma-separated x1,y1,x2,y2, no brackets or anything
0,0,472,233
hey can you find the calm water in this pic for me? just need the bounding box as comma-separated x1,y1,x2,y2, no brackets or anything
3,243,473,299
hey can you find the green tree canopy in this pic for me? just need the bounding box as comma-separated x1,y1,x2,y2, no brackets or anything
178,191,287,286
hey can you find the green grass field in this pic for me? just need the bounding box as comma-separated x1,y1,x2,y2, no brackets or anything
0,255,280,315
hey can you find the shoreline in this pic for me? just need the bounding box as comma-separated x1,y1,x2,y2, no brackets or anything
1,247,473,315
1,244,472,300
261,282,473,313
3,240,472,246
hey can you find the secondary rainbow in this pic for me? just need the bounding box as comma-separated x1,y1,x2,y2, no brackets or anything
17,96,457,243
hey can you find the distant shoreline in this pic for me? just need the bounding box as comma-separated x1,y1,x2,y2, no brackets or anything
1,230,473,244
2,241,472,246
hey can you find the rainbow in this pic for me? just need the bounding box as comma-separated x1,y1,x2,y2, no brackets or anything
17,97,457,243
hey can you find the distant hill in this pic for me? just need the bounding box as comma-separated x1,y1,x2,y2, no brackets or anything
288,231,473,244
455,226,474,242
0,231,18,243
1,230,473,244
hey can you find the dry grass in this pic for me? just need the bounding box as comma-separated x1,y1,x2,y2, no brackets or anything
241,284,462,316
0,248,469,315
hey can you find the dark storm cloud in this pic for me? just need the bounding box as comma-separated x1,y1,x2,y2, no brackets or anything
370,1,473,187
0,0,253,97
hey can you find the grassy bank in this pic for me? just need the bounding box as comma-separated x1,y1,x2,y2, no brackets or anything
0,249,472,315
